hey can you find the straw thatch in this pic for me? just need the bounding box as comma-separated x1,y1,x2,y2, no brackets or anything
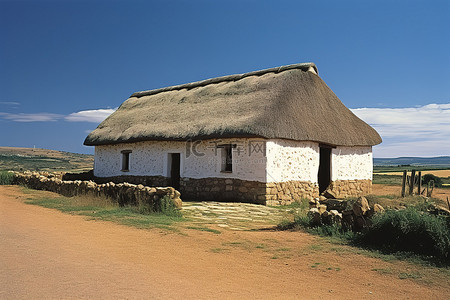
84,63,381,147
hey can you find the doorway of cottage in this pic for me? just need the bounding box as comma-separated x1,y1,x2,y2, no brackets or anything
169,153,181,190
318,146,332,194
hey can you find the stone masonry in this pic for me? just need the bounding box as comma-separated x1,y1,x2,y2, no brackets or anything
325,179,372,199
12,171,182,211
65,173,372,205
265,181,319,206
180,177,319,205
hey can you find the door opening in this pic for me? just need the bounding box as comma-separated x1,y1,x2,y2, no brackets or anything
318,146,331,194
169,153,181,190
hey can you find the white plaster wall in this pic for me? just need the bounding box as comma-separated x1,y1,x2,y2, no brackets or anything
331,146,373,180
93,138,267,182
94,141,180,177
93,139,373,183
266,139,320,183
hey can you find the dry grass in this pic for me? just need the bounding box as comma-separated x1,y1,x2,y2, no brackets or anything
375,170,450,177
67,194,118,209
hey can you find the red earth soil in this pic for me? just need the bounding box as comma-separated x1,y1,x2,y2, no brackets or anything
1,185,449,299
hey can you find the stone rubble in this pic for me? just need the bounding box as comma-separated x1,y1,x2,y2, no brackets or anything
308,196,385,231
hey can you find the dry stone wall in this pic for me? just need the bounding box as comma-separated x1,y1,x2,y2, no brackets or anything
92,174,170,187
265,181,319,205
12,171,182,210
324,179,372,198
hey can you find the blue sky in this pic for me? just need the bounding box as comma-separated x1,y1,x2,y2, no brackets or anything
1,0,449,157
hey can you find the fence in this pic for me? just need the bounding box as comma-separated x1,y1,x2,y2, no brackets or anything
401,170,434,197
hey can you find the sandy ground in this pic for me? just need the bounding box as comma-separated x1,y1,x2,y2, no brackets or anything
1,186,449,299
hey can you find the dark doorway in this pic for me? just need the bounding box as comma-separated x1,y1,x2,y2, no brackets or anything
318,146,331,194
169,153,181,190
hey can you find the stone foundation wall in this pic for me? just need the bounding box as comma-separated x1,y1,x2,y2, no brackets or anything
180,177,319,205
63,173,371,205
265,181,320,206
180,177,267,204
326,179,372,198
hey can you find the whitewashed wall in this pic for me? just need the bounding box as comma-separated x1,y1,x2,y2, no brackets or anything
266,139,320,183
331,146,373,180
94,139,373,183
93,138,267,182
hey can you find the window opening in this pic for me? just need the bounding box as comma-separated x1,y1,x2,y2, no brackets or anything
121,150,132,171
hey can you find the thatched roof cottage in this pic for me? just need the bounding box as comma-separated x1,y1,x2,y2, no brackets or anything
85,63,381,205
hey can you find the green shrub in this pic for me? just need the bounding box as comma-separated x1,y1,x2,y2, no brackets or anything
423,174,443,187
355,208,449,260
158,195,182,217
0,171,14,185
277,213,309,230
277,212,356,240
137,195,181,217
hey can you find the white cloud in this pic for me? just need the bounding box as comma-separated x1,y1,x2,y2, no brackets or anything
1,102,448,158
0,101,20,106
351,103,450,157
373,139,450,158
0,112,62,122
65,108,117,123
0,107,116,123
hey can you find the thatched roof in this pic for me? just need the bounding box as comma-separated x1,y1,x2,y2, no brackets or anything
84,63,381,147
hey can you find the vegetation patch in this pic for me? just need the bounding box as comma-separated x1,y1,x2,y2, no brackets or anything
0,170,14,185
354,208,449,260
277,195,450,265
0,148,93,172
210,248,229,253
398,272,422,280
373,174,403,185
422,174,443,188
186,226,221,234
25,193,184,231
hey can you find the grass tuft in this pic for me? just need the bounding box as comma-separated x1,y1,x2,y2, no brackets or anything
0,170,14,185
186,226,221,234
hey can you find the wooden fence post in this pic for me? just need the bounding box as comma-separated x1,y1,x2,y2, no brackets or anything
417,171,422,195
409,170,415,196
401,170,407,197
427,180,434,197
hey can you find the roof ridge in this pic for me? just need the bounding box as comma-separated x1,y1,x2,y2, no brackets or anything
131,62,317,98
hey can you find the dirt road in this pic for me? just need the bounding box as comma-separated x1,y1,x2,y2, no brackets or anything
1,186,448,299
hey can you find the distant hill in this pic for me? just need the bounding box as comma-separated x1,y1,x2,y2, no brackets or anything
374,156,450,167
2,146,449,172
0,147,93,172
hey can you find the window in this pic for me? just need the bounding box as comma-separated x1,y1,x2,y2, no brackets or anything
121,150,132,171
219,144,235,172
